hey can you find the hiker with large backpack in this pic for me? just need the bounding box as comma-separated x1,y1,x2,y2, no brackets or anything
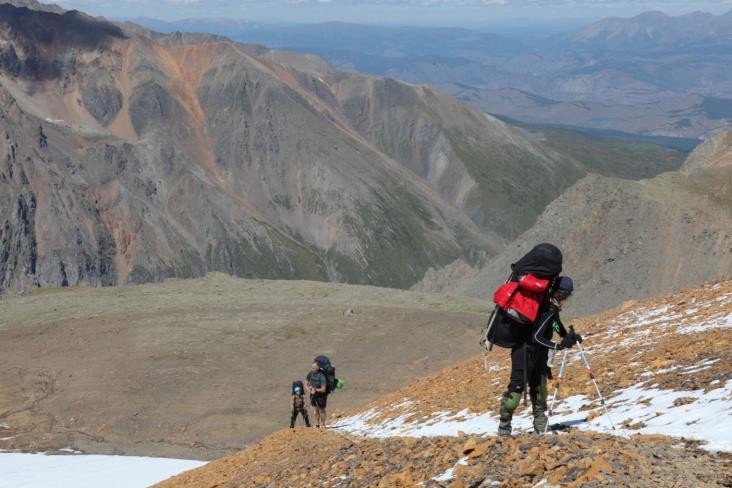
497,276,582,436
481,243,582,435
306,362,329,429
307,355,341,429
290,381,311,428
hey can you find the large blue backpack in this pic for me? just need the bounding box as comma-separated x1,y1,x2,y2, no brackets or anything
314,355,337,394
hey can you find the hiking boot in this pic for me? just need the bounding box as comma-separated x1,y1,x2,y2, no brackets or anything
497,419,512,437
531,380,548,434
498,392,521,437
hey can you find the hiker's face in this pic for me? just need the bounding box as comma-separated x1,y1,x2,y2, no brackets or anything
555,290,571,301
552,293,570,308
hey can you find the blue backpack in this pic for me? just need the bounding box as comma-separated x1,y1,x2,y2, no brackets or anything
314,355,337,394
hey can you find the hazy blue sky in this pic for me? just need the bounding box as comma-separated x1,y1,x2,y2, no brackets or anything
56,0,732,26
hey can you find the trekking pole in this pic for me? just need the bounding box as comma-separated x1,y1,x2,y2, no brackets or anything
543,348,569,434
571,328,616,431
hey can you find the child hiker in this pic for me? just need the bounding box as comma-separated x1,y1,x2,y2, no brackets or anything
290,381,311,428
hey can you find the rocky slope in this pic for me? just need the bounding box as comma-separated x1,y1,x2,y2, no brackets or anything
0,3,596,291
459,172,732,315
156,429,730,488
443,148,732,315
155,280,732,487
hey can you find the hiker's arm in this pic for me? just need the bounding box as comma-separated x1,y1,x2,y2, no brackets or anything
291,396,295,410
533,311,561,349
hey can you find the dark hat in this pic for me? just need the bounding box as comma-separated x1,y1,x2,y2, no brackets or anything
555,276,574,295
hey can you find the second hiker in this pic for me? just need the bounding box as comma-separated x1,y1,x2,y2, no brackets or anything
290,380,311,428
306,363,328,429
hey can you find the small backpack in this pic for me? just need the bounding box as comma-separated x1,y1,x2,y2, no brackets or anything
493,273,552,324
314,355,337,394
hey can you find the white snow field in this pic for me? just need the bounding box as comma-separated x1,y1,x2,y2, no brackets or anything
0,453,205,488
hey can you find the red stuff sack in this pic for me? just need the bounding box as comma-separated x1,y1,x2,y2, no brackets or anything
493,274,551,324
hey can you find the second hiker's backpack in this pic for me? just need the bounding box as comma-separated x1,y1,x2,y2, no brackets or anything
292,380,304,395
486,243,563,349
314,355,337,394
493,243,562,324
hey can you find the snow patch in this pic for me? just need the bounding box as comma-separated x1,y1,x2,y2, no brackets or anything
678,313,732,334
336,380,732,452
0,453,205,488
432,456,468,483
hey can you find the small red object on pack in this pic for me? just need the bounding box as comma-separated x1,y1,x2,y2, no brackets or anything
493,274,551,324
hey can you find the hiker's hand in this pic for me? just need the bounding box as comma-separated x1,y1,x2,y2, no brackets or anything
560,331,578,349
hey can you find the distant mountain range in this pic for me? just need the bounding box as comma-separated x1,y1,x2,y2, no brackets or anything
133,10,732,139
563,10,732,52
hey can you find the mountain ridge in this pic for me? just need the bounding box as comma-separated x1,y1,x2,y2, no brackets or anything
1,3,590,290
158,9,732,139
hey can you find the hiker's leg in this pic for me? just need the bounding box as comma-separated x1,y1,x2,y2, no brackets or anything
300,409,307,426
290,409,297,428
310,396,320,427
499,346,525,436
530,375,548,434
498,391,521,436
321,395,328,427
528,348,549,434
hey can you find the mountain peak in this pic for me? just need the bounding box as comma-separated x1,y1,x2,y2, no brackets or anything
2,0,64,14
632,10,669,22
0,4,125,80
